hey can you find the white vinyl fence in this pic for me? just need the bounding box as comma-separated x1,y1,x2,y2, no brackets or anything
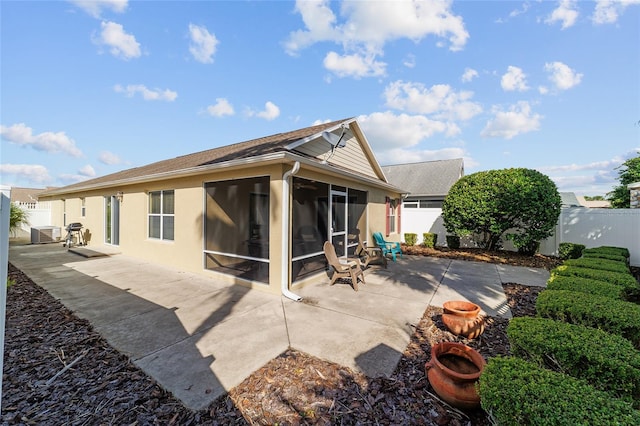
12,201,52,237
539,207,640,267
402,206,640,267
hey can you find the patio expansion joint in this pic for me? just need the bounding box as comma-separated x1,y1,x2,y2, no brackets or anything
423,259,452,308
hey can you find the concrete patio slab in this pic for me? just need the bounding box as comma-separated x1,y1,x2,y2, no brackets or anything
8,242,549,412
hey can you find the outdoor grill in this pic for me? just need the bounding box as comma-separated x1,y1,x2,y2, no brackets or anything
64,222,86,247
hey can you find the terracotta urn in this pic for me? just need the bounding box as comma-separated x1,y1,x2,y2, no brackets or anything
425,342,486,411
442,300,485,339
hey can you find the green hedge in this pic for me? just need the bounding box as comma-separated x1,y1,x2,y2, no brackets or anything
546,275,630,301
583,246,630,259
563,257,630,274
583,251,629,264
507,317,640,406
558,242,585,260
536,290,640,347
551,265,638,288
422,232,437,248
404,233,417,246
479,356,640,426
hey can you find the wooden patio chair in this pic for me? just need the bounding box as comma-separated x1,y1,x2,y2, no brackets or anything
355,240,387,269
323,241,365,291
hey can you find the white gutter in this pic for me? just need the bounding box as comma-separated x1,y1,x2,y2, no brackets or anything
281,162,302,301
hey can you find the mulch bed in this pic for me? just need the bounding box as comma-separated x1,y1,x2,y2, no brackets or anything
0,251,569,425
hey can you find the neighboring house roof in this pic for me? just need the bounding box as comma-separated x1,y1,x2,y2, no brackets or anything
628,181,640,190
381,158,464,198
559,192,582,207
575,196,611,208
41,118,398,197
9,187,50,203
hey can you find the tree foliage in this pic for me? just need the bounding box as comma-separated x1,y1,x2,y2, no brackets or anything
607,153,640,208
442,168,561,253
10,203,29,236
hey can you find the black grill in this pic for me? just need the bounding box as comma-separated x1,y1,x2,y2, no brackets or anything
66,223,83,232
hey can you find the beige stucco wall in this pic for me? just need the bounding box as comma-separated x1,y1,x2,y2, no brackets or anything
41,162,400,295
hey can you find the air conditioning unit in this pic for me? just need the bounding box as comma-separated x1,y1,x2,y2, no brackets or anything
31,226,62,244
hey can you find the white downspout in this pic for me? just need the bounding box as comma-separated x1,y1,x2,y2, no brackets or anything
281,162,302,301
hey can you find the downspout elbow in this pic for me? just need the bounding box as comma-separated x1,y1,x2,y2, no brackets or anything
282,161,302,301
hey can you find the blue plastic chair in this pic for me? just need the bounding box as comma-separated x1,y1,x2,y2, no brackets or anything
372,232,403,261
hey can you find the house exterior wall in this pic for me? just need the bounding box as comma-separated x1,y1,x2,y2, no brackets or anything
294,136,378,179
41,163,400,295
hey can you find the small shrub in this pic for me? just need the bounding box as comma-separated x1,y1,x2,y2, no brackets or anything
546,275,630,301
422,232,437,248
445,235,460,249
507,317,640,406
403,233,417,246
536,290,640,347
6,278,15,288
479,356,640,426
550,265,638,288
584,246,630,259
563,257,630,274
558,242,585,260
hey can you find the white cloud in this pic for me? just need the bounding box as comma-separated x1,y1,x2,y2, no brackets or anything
94,21,141,60
0,164,52,184
481,101,542,139
188,23,218,64
379,146,469,166
114,84,177,101
357,111,455,150
285,0,468,78
592,0,640,24
461,68,478,83
69,0,128,18
544,61,583,90
206,98,235,117
383,80,482,121
247,101,281,121
99,151,122,165
1,123,83,157
59,164,97,184
546,0,579,29
323,51,386,78
403,54,416,68
501,66,529,92
312,119,333,125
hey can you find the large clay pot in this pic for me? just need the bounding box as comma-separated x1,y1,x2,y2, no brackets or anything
425,342,486,410
442,300,485,339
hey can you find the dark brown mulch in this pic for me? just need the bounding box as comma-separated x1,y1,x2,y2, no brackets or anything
0,251,550,425
402,245,563,271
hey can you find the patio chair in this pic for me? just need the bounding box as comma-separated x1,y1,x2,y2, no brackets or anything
355,240,387,269
372,232,403,261
323,241,365,291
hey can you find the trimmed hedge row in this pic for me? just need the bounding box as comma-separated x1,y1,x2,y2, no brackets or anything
479,356,640,426
536,290,640,347
551,265,638,288
546,275,630,301
563,257,630,274
507,317,640,406
583,246,630,259
583,251,629,264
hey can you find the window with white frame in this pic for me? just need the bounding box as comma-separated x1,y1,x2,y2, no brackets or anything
148,190,174,241
388,199,396,233
80,198,86,217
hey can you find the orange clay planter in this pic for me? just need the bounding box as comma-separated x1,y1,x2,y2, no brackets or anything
442,300,485,339
425,342,486,411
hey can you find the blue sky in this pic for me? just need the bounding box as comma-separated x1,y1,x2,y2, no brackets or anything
1,0,639,196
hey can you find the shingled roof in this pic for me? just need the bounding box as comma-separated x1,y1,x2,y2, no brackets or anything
42,118,353,195
381,158,464,198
